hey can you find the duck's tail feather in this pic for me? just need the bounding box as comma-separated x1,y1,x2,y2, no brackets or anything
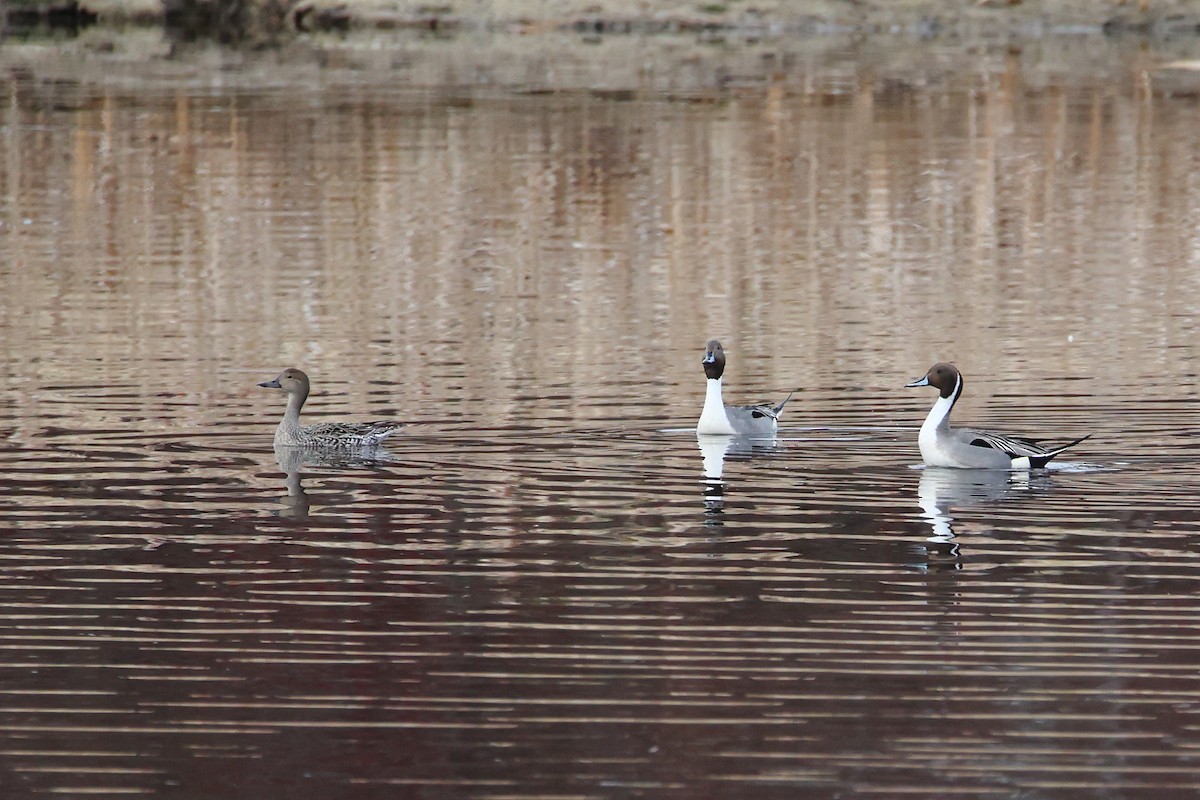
371,422,406,443
773,389,797,416
1028,433,1091,469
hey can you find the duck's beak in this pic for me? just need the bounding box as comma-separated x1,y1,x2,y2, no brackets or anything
258,378,282,389
905,375,930,388
702,352,715,365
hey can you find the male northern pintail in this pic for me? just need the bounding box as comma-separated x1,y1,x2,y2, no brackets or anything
906,362,1089,469
258,368,404,448
697,339,794,436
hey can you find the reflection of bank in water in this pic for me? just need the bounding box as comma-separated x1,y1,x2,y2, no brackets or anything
698,434,779,522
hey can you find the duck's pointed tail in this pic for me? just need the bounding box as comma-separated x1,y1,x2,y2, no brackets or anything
1028,433,1091,469
773,390,797,416
371,422,406,443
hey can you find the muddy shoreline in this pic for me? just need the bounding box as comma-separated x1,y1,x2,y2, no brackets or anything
10,0,1200,43
5,0,1200,98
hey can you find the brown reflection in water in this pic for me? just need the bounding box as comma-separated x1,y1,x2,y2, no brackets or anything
0,50,1199,437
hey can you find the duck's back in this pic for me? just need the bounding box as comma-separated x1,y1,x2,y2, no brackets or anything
278,420,404,448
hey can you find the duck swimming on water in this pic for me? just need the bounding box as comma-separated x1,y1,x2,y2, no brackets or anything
906,362,1088,469
697,339,794,437
258,368,404,448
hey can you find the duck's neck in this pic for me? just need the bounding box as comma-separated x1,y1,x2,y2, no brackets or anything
698,378,737,435
919,376,961,440
278,388,307,439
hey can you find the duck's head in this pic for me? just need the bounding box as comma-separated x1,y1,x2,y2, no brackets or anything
259,368,311,396
906,362,961,399
702,339,726,380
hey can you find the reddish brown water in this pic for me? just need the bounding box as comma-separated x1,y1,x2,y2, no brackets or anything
1,34,1199,799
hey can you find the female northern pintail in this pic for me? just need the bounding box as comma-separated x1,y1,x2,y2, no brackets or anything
906,362,1089,469
258,368,404,448
697,339,794,436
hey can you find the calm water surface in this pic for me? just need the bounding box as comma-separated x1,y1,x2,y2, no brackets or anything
2,34,1200,798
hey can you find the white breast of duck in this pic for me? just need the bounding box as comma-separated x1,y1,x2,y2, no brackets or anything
698,376,739,435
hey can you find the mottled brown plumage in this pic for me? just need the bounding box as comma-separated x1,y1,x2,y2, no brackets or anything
259,368,404,448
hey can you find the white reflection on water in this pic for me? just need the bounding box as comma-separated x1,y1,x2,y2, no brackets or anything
697,434,779,481
916,466,1027,543
697,433,780,523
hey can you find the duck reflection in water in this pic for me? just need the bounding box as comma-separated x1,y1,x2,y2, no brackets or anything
271,443,399,519
274,445,313,518
697,433,778,523
914,467,1038,568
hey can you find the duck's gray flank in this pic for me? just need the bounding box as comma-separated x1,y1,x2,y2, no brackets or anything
259,367,405,448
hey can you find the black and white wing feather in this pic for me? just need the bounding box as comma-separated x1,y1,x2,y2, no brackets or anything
964,428,1051,457
964,427,1090,467
741,390,796,420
